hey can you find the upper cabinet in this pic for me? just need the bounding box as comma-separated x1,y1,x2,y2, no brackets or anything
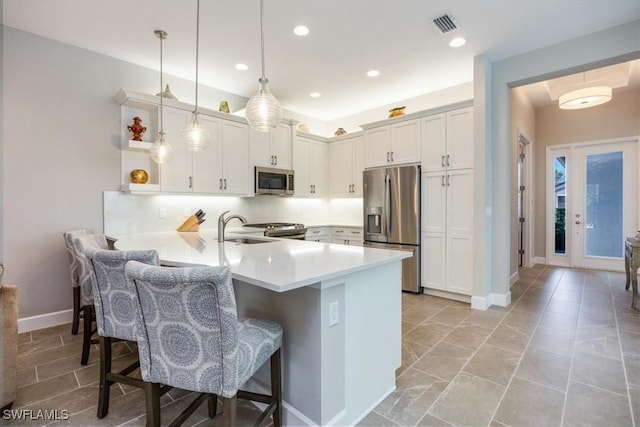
250,123,292,169
293,136,328,197
329,134,364,198
421,106,474,172
363,119,421,168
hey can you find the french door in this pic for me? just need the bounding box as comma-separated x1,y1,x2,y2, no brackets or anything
547,138,638,271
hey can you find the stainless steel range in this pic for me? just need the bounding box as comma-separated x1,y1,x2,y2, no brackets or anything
244,222,307,240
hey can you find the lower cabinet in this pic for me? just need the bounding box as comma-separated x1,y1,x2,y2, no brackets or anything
331,227,363,246
306,227,330,243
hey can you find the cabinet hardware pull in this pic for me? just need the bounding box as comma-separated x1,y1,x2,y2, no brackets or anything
274,155,278,165
271,155,274,165
446,154,450,166
441,155,445,167
189,176,193,189
387,152,390,162
441,175,445,187
391,151,394,162
219,178,223,190
224,179,227,190
446,175,450,186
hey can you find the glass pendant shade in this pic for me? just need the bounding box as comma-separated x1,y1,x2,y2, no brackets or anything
182,113,210,151
149,134,174,164
246,78,283,132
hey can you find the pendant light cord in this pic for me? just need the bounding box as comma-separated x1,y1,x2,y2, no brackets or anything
159,32,165,138
260,0,266,81
194,0,200,112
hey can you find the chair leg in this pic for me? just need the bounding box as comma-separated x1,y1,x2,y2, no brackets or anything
145,383,162,427
207,395,218,419
97,336,113,418
271,348,282,427
71,287,80,335
221,395,237,427
80,304,93,365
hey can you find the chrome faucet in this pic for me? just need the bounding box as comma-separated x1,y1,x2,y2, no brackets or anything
218,210,247,242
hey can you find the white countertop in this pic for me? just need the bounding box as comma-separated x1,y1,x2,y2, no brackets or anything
112,231,409,292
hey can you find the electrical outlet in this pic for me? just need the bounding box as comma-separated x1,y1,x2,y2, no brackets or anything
158,208,166,219
329,301,339,326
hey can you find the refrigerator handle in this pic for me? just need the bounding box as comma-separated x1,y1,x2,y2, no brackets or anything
384,173,391,237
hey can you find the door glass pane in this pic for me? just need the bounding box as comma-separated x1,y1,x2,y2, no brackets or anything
554,157,566,254
585,151,623,258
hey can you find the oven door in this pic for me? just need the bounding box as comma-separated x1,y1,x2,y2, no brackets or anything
255,167,295,195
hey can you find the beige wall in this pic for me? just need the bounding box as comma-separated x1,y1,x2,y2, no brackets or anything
509,88,536,277
533,88,640,259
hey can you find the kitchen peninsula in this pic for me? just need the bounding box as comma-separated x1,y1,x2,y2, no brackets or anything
113,231,409,426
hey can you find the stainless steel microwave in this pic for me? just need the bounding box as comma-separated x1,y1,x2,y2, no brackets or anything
255,166,295,195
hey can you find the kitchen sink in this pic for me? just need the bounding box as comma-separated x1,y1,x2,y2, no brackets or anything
224,237,274,245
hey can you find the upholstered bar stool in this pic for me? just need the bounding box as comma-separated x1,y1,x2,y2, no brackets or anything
125,261,283,427
69,232,108,365
84,247,160,419
63,229,91,335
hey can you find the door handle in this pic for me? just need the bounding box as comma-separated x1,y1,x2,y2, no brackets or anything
390,151,394,162
271,155,274,165
446,154,450,166
189,176,193,189
446,175,450,186
223,179,227,190
575,221,581,224
274,155,278,165
441,175,445,187
386,152,390,162
219,178,223,190
441,155,445,167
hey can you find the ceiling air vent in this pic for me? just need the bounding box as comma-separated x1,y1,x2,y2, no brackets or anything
432,13,458,34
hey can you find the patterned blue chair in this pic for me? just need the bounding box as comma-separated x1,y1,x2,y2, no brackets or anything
69,232,108,365
125,261,283,427
84,247,160,419
62,229,92,336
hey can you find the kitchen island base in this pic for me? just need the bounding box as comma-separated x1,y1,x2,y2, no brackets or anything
233,261,402,426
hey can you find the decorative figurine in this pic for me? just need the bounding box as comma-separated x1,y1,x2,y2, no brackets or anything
219,101,230,113
127,117,147,141
334,127,347,136
156,84,177,100
130,169,149,184
388,106,406,118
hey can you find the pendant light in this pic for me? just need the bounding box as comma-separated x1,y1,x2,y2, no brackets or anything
182,0,210,151
150,30,174,164
245,0,283,132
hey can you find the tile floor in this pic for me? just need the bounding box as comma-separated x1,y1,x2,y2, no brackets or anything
7,265,640,426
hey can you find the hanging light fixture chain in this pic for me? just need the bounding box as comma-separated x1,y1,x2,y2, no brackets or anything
154,30,168,139
194,0,200,113
260,0,266,81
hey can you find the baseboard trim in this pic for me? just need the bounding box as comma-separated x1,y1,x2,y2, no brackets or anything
531,257,546,266
422,288,471,304
510,272,519,287
347,385,395,426
18,309,73,333
471,292,512,310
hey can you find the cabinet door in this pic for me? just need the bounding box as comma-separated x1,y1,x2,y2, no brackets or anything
329,139,354,198
444,169,473,295
272,123,292,168
422,231,446,290
390,119,421,165
421,113,446,172
351,136,364,196
160,109,191,192
446,107,474,170
250,127,274,167
293,136,312,197
364,127,390,168
422,172,447,233
309,140,328,197
221,121,250,195
446,234,473,295
192,115,222,194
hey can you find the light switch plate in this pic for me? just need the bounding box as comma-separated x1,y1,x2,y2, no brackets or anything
329,301,339,326
159,208,167,219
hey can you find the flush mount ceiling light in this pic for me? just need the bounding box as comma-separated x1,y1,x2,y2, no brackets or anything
293,25,309,36
448,36,466,47
367,70,380,77
559,86,612,110
182,0,210,152
245,0,283,132
149,30,174,164
235,63,248,71
309,92,321,98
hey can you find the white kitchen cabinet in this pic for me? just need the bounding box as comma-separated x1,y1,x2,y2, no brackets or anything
251,123,292,169
306,226,330,243
363,119,421,168
421,169,473,295
331,227,363,246
219,121,250,194
329,135,364,198
293,136,328,197
422,107,473,173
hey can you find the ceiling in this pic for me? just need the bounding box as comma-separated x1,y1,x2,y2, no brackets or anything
4,1,640,121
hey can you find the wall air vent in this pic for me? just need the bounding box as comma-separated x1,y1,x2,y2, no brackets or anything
432,13,458,34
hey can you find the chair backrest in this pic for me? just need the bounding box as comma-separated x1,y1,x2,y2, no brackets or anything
63,229,92,288
85,248,159,341
125,261,239,396
70,233,108,306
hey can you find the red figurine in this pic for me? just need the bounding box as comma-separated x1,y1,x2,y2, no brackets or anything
127,116,147,141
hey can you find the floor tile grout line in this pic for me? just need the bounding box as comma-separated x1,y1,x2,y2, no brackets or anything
609,271,637,427
570,378,633,399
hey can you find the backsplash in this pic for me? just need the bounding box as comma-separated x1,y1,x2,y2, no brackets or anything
103,191,363,235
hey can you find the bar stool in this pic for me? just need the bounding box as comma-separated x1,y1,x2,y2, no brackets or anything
63,229,91,336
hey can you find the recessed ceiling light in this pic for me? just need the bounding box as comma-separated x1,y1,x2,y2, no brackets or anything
235,63,248,71
448,37,466,48
367,70,380,77
310,92,321,98
293,25,309,36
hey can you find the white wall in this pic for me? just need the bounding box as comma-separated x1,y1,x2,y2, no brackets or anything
2,27,249,318
489,20,640,296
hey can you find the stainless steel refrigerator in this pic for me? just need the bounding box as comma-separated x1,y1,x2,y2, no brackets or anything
363,164,421,293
